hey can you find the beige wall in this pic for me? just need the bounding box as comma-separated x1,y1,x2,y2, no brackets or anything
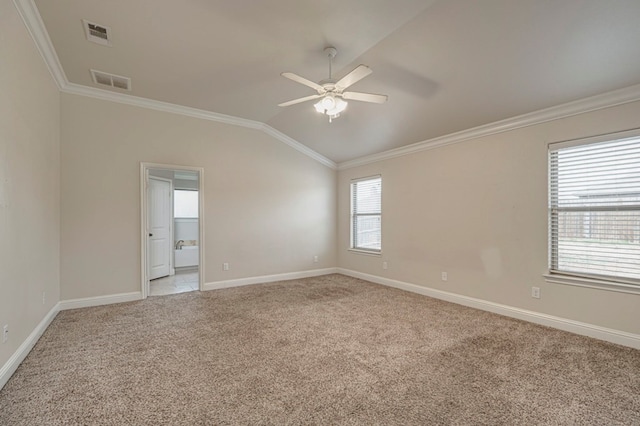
4,0,639,378
338,100,640,335
0,0,60,366
60,93,337,300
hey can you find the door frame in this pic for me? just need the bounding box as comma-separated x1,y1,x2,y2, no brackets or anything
140,162,205,299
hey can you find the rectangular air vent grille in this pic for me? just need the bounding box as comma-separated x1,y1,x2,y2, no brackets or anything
83,19,112,46
90,69,131,91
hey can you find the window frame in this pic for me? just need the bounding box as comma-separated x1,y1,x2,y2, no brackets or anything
350,175,382,254
545,129,640,294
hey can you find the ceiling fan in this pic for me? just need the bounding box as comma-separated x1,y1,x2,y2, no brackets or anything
278,47,388,122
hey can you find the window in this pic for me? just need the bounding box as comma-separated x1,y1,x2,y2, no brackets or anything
351,176,382,252
548,131,640,288
174,190,198,218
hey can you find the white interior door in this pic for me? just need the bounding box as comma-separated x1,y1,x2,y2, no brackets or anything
148,177,172,280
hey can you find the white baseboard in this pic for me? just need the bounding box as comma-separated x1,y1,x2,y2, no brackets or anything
337,268,640,350
0,303,60,390
204,268,339,291
58,292,143,311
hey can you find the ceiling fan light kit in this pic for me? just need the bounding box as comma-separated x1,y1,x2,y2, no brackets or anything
279,46,388,122
314,95,347,122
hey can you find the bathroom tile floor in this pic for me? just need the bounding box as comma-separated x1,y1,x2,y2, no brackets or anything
150,269,199,296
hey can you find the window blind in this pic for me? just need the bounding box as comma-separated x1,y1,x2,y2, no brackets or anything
351,176,382,252
549,134,640,283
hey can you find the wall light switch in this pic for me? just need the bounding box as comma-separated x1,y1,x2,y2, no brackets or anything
223,262,229,271
532,287,541,299
382,261,388,270
441,272,448,281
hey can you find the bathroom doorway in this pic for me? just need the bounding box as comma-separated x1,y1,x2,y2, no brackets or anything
141,163,204,298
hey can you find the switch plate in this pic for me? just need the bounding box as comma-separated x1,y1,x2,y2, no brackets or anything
2,325,8,343
313,256,318,263
531,287,541,299
441,272,448,281
382,261,388,270
223,262,229,271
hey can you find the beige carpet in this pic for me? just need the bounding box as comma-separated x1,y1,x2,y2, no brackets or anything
1,274,639,425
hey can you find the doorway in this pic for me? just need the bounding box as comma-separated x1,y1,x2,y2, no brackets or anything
141,163,204,298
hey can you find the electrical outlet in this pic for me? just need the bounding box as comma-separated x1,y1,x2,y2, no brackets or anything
2,325,8,343
441,272,448,281
531,286,541,299
313,256,318,263
382,261,388,270
223,262,229,271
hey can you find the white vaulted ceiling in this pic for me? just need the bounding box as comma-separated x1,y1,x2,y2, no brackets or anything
27,0,640,164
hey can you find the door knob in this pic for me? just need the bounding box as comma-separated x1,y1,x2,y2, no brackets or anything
149,233,153,237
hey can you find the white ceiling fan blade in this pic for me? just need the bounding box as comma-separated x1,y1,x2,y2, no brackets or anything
278,94,322,107
281,72,324,93
335,65,373,91
342,91,388,104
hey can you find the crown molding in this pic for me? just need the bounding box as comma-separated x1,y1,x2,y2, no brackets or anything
16,0,640,173
61,83,336,169
13,0,67,89
259,124,337,169
13,0,336,170
338,83,640,170
62,82,265,130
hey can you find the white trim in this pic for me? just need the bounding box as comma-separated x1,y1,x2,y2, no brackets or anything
347,249,382,256
259,124,337,169
0,303,60,390
15,0,640,173
58,292,142,311
203,268,339,291
548,127,640,150
140,165,149,298
544,274,640,296
198,173,205,294
337,83,640,170
12,0,67,89
141,163,205,298
350,174,382,184
337,268,640,349
61,84,337,169
63,83,263,130
12,0,336,170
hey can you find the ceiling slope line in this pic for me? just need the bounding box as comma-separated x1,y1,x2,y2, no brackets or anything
338,82,640,170
63,82,264,130
62,83,337,169
12,0,67,90
12,0,336,170
259,125,337,169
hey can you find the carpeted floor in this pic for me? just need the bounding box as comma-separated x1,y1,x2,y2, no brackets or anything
1,274,639,425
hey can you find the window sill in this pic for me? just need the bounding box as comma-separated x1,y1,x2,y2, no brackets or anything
544,272,640,295
348,248,382,257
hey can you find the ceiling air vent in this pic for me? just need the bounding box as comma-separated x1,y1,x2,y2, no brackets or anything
82,19,112,46
90,69,131,91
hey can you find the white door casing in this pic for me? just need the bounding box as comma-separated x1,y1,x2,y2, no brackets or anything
148,177,172,280
141,162,205,299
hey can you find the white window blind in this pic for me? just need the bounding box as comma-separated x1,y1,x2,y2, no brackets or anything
549,133,640,284
351,176,382,252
